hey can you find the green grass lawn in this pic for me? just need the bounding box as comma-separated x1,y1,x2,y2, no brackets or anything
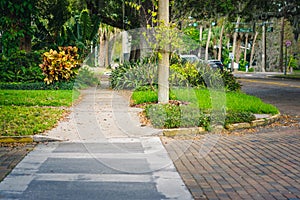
0,90,80,136
132,88,279,114
132,88,279,129
0,90,79,106
273,70,300,80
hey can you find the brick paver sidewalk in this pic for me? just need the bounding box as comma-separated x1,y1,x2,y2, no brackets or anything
162,128,300,200
0,143,35,181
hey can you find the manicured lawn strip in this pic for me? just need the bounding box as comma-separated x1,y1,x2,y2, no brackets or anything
272,70,300,80
131,90,161,105
132,89,279,114
0,90,80,107
0,106,65,136
0,89,80,136
133,88,279,129
225,92,279,114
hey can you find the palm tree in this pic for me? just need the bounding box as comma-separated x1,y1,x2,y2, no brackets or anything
98,23,120,67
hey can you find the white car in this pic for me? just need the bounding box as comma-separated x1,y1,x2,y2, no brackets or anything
179,55,200,63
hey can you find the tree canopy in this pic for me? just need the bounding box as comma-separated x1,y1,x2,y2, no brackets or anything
0,0,299,55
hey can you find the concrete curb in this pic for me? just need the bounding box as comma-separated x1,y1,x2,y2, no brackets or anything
1,114,281,141
163,127,206,137
0,135,65,143
162,114,281,137
225,114,281,131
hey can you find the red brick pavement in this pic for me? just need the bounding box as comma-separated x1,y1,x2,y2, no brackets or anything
0,143,35,182
162,128,300,200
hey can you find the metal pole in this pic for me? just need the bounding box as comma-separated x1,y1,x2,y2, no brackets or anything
284,45,287,75
261,23,266,72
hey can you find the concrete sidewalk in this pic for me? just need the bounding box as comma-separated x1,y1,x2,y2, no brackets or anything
0,83,192,200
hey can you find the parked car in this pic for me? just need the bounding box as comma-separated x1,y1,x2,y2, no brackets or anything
207,60,224,72
180,55,200,63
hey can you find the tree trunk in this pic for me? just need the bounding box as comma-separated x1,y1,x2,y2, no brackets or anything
250,32,258,69
129,33,141,62
231,17,240,72
198,25,203,59
20,34,32,52
99,33,106,67
279,17,284,72
205,25,212,61
105,39,109,67
235,38,242,68
158,0,169,103
218,24,224,61
244,33,249,62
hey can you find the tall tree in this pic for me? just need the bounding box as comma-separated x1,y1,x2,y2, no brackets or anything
34,0,70,49
158,0,169,103
0,0,38,54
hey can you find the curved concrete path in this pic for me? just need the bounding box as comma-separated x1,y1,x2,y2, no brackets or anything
0,82,192,200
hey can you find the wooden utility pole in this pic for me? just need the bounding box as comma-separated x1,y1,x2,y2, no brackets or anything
158,0,169,103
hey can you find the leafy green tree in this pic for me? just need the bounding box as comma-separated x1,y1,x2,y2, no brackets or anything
0,0,38,55
33,0,70,49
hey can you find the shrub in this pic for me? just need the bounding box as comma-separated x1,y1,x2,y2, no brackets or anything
145,104,181,128
170,61,205,87
145,103,210,129
225,111,256,125
74,66,100,89
0,50,44,82
170,58,241,91
221,71,241,91
111,53,241,92
39,46,81,84
144,103,258,129
110,57,158,90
